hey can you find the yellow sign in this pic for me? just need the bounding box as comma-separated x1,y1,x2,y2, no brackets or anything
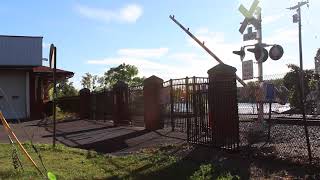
239,0,260,18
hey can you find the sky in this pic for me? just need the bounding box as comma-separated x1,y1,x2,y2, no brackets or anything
1,0,319,88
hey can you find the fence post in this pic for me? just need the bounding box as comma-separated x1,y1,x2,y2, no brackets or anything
208,64,239,150
91,93,96,120
112,81,129,126
186,77,190,140
143,76,164,130
79,88,91,119
192,76,197,143
170,79,174,131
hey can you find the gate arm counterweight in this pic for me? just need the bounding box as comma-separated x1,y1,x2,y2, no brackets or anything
169,15,246,86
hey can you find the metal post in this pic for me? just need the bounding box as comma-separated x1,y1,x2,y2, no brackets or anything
170,79,174,131
192,76,197,143
52,47,57,148
297,3,312,164
267,102,272,141
186,77,190,140
257,12,264,122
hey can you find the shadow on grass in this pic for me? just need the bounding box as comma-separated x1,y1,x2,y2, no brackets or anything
105,144,320,179
104,145,241,180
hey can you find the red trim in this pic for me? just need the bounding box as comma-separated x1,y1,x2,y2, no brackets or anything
33,66,73,76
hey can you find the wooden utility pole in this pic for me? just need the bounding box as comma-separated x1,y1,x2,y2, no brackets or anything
288,0,312,164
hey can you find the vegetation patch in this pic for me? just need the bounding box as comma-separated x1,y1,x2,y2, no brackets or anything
0,143,238,180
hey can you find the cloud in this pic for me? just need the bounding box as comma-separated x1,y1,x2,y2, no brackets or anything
263,14,284,24
75,4,143,23
88,57,170,70
86,47,214,80
117,48,169,58
85,26,298,82
87,56,180,80
186,28,242,66
265,28,298,44
42,42,50,49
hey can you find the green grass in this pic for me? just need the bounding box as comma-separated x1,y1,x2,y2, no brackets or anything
0,143,239,180
47,107,78,121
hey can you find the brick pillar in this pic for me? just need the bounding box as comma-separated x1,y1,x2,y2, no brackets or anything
143,76,163,130
79,88,91,119
208,64,239,149
113,81,129,125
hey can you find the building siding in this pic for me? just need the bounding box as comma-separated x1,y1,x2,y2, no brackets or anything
0,36,42,66
0,70,27,119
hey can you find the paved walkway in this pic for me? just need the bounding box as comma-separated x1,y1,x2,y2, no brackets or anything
0,119,187,154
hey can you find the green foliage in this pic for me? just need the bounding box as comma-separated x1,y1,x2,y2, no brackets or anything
237,81,259,103
56,79,78,98
80,73,101,91
190,164,240,180
0,144,237,180
190,164,214,180
47,107,77,121
80,64,144,92
102,63,145,87
49,79,78,100
283,64,319,109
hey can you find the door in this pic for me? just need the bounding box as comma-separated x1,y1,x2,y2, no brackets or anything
0,70,27,119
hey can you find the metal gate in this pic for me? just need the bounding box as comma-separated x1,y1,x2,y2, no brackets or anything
129,85,144,127
161,77,211,142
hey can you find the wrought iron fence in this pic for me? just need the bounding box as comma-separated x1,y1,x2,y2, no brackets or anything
129,85,144,127
90,90,113,120
161,77,209,133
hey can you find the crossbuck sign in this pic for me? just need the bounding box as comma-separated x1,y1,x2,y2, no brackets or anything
239,0,261,34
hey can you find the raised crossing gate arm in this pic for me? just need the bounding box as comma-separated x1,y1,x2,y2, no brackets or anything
169,15,247,87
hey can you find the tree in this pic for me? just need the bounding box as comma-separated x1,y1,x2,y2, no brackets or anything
237,81,259,103
81,73,100,91
283,64,319,109
56,79,78,98
49,79,78,99
316,48,320,59
102,63,145,88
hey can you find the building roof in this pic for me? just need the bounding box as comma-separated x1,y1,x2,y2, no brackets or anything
0,35,43,39
32,66,74,79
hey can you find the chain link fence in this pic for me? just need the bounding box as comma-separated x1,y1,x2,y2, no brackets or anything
238,72,320,166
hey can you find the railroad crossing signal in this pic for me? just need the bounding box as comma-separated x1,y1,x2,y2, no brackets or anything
269,45,284,61
243,27,257,41
239,0,261,34
242,60,253,80
233,47,245,61
247,45,268,63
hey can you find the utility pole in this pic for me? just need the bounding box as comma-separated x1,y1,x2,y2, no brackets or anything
288,0,312,164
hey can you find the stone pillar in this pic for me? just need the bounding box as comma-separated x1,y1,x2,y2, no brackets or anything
208,64,239,149
79,88,91,119
112,81,129,125
143,76,163,130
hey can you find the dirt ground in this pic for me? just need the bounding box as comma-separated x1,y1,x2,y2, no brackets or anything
1,119,320,179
